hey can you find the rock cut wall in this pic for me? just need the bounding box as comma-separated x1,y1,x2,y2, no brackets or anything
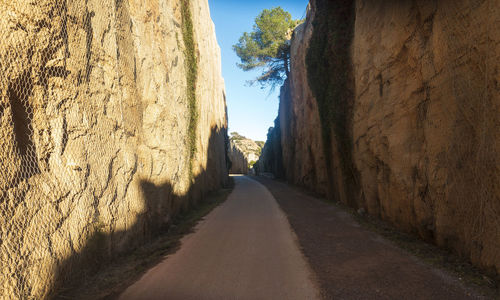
0,0,228,298
256,112,284,179
352,0,499,275
228,142,248,174
228,133,262,174
267,0,500,275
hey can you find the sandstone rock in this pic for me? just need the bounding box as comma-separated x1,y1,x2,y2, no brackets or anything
352,0,500,274
281,5,328,194
0,0,228,298
229,143,248,174
267,0,500,275
255,115,285,178
228,132,262,174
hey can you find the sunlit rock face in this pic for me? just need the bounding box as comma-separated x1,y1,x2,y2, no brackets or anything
280,7,328,195
229,142,248,174
228,133,262,174
0,0,228,298
273,0,500,274
351,0,499,275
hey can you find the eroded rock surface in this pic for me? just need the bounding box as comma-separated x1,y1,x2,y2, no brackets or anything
229,143,248,174
352,0,499,275
264,0,500,275
0,0,228,298
228,132,262,174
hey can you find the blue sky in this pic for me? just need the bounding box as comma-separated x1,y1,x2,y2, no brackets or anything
209,0,308,142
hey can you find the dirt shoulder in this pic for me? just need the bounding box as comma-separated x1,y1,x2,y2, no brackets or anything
253,176,497,300
54,180,235,300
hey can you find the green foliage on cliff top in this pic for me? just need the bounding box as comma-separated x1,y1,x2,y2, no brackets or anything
181,0,198,180
233,7,301,90
229,132,245,141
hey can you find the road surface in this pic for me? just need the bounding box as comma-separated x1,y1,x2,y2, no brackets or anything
254,176,489,299
120,175,320,300
120,175,491,300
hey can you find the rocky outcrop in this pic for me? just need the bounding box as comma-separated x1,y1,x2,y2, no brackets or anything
352,0,500,275
228,142,248,174
0,0,228,298
266,0,500,275
274,9,330,195
228,132,262,174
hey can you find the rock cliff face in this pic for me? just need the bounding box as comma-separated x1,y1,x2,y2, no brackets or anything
256,104,285,179
0,0,228,298
228,143,248,174
228,132,262,174
264,0,500,275
352,0,499,275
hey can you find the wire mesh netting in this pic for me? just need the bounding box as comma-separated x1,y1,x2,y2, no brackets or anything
0,1,113,298
0,0,201,298
0,0,498,299
0,0,230,297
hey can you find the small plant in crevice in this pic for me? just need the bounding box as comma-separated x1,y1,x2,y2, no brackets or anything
180,0,198,181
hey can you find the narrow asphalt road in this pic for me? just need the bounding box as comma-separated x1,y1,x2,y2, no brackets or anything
120,175,320,300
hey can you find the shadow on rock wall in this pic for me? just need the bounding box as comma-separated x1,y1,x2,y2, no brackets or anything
255,102,285,179
228,145,248,174
50,127,229,299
